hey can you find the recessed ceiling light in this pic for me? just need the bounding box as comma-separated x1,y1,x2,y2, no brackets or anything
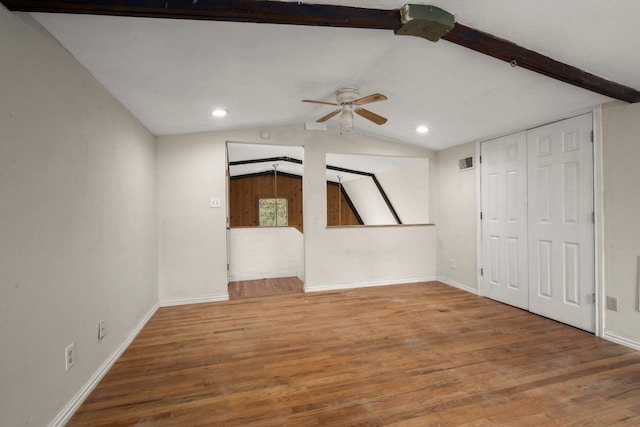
212,109,227,117
416,125,429,134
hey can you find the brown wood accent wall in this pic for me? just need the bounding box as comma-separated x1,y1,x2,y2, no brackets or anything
230,173,303,232
327,182,361,226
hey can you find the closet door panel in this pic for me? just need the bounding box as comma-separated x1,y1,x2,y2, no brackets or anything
481,131,529,309
527,114,595,332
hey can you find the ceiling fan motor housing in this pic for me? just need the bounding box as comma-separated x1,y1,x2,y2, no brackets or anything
336,87,359,104
395,4,455,42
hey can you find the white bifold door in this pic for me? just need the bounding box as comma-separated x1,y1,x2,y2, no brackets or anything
481,113,595,332
481,131,529,310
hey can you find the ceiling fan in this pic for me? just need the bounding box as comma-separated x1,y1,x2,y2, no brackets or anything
302,88,388,131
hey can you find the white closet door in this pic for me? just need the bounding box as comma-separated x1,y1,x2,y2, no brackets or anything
481,131,529,310
527,113,595,332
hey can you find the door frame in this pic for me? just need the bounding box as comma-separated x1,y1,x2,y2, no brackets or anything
476,106,604,337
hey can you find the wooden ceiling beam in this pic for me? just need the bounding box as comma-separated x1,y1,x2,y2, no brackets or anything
5,0,640,102
442,23,640,103
0,0,401,30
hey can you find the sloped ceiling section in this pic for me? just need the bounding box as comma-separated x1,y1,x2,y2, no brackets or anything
5,0,640,150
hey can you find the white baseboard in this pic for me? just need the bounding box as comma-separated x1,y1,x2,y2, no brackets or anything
305,276,437,293
437,276,479,295
160,294,229,307
229,272,298,282
49,302,159,427
603,330,640,352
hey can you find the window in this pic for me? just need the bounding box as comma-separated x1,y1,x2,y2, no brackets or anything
258,198,288,227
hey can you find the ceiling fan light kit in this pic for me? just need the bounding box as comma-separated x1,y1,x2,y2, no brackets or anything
395,4,455,42
340,105,354,131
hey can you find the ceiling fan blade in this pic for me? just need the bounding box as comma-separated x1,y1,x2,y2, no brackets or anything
353,93,387,106
317,109,341,122
302,99,339,106
356,108,387,125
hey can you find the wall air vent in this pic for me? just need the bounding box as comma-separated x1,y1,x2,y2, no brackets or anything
459,156,474,170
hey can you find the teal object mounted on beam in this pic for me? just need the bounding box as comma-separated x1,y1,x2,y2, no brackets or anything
394,4,455,42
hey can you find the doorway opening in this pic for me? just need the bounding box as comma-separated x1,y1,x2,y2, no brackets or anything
226,142,305,298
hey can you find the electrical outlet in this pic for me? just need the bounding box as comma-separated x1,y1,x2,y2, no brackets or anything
606,296,619,311
450,258,456,269
65,343,76,371
98,320,105,340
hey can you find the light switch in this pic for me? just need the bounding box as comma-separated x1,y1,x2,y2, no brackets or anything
210,197,221,208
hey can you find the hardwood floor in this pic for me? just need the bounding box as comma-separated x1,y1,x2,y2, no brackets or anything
228,276,304,299
68,282,640,426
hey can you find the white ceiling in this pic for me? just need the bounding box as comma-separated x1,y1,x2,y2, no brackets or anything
228,143,304,177
29,1,640,151
227,143,424,183
325,153,426,183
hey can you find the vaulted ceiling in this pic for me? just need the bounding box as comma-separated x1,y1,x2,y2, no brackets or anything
8,1,640,151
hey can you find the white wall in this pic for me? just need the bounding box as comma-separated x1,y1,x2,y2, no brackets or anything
434,142,478,291
301,130,436,289
229,227,304,281
0,9,158,427
307,225,436,289
377,158,430,224
343,177,396,225
156,133,228,302
156,125,436,300
602,101,640,343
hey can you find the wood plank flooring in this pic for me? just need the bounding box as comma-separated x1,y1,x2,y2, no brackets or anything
228,276,304,299
68,282,640,426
